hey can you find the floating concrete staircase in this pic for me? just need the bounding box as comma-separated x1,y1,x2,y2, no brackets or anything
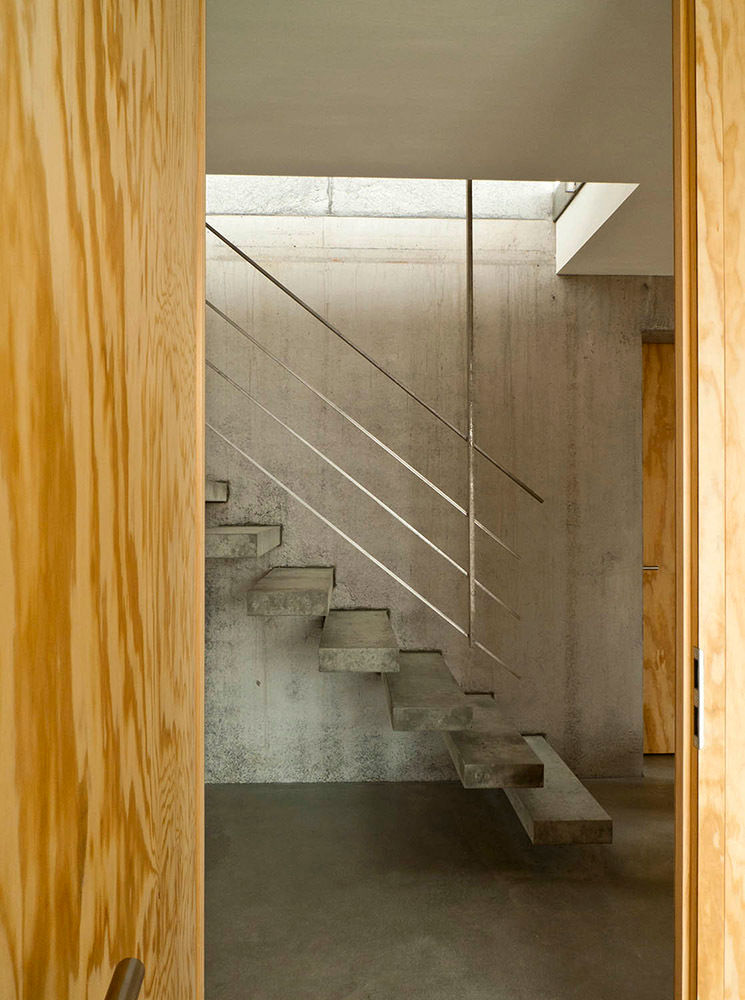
320,609,398,673
206,524,282,559
226,525,611,844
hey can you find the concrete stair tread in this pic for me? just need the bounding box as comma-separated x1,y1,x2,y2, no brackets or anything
206,524,281,558
504,736,613,845
443,727,544,789
464,694,529,733
319,610,398,673
246,567,334,616
205,479,229,502
384,651,472,731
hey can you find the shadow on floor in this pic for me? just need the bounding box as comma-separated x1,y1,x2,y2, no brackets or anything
206,756,674,1000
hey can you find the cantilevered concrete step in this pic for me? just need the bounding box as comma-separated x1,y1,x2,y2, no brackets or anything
206,525,281,559
319,610,398,673
246,567,334,616
504,736,613,845
465,694,532,734
384,651,473,731
443,714,544,789
206,479,229,502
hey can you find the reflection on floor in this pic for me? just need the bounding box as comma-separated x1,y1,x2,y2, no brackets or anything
206,756,674,1000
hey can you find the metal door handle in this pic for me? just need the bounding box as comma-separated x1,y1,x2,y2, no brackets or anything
643,565,660,571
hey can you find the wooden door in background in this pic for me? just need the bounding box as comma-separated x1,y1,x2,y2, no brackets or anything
642,341,676,753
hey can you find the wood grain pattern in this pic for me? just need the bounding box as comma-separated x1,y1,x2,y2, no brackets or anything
642,343,676,753
721,1,745,993
673,0,698,994
677,0,745,995
693,0,727,996
0,1,204,998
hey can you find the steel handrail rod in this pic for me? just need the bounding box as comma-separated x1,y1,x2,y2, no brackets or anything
207,359,521,621
206,221,544,505
207,360,464,576
474,515,517,556
206,222,462,436
474,578,520,621
206,421,520,679
104,959,145,1000
207,299,519,560
207,299,463,513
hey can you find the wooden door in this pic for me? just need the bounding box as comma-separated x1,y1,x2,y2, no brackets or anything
642,342,676,753
674,0,745,996
0,2,205,998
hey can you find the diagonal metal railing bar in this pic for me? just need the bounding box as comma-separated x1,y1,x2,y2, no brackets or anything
207,299,520,560
206,221,544,505
475,517,517,555
207,360,465,577
207,358,522,621
206,222,464,436
473,640,517,671
206,420,521,680
207,300,464,513
474,579,521,622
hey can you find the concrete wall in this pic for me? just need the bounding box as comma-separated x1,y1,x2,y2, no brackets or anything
206,175,555,219
205,214,673,782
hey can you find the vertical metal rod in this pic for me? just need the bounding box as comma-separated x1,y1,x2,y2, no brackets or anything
466,179,476,647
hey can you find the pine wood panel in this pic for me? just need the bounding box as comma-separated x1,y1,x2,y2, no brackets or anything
677,0,745,995
0,2,204,998
721,1,745,993
693,0,727,996
642,343,676,753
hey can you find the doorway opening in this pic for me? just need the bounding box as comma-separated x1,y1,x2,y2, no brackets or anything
203,175,676,1000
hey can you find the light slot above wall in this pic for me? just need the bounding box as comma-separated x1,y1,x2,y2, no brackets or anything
205,175,556,221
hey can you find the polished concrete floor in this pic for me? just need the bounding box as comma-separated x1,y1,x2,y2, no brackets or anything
206,757,674,1000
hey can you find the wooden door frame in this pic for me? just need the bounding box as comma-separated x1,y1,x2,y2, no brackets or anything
673,1,697,995
674,0,745,995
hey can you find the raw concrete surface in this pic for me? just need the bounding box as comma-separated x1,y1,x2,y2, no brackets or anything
442,728,544,789
505,736,613,845
206,479,229,502
205,757,674,1000
205,214,674,781
319,610,399,673
246,567,334,616
206,176,556,220
384,651,473,731
206,525,281,559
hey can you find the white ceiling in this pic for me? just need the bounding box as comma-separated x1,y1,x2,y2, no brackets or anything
207,0,673,274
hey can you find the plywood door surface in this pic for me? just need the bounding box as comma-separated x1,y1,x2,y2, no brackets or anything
0,2,204,999
675,0,745,996
642,343,676,753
